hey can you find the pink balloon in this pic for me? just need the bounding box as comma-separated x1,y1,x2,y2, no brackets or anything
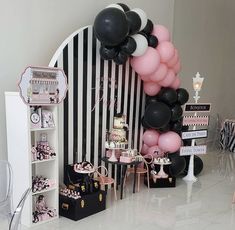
167,49,179,68
170,76,181,89
158,69,175,87
143,129,160,147
147,63,168,83
140,74,151,82
151,24,170,43
148,145,164,158
130,47,160,76
141,144,149,155
158,131,182,153
173,60,181,74
143,81,161,96
157,41,175,63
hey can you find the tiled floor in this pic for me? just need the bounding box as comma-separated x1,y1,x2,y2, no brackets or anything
3,150,235,230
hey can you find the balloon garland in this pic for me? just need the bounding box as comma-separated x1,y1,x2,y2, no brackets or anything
93,3,191,172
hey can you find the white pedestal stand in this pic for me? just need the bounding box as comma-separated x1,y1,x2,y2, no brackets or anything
157,162,172,178
108,148,118,162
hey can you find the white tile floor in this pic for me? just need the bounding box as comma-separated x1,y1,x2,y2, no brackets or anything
3,150,235,230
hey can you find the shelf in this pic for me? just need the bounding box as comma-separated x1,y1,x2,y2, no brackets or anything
32,158,56,164
32,215,58,226
32,186,57,195
31,127,55,131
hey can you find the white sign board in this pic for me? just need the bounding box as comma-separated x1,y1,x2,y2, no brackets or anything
181,130,208,140
180,145,207,156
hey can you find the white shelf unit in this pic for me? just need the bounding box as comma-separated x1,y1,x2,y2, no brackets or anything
5,92,59,227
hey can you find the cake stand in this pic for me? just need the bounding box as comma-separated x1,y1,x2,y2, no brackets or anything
154,159,172,178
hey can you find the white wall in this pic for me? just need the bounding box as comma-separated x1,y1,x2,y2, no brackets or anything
173,0,235,121
0,0,175,160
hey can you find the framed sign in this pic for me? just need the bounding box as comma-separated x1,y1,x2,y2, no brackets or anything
181,129,208,140
183,115,209,126
180,145,207,156
184,103,211,112
18,66,68,105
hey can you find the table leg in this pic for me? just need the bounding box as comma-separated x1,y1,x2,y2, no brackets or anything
120,165,127,199
133,164,137,193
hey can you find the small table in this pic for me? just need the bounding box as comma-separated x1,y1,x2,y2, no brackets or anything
101,157,141,199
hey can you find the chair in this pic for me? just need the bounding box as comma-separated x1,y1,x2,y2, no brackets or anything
0,160,13,220
9,188,31,230
125,154,153,192
93,166,117,200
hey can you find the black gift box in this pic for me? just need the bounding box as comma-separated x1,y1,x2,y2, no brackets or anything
59,190,106,221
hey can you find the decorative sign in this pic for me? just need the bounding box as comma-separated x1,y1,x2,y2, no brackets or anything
184,103,211,112
181,129,208,140
183,115,209,126
18,66,68,105
180,145,207,156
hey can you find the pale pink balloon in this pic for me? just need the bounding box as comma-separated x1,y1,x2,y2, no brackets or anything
170,76,181,89
158,69,175,87
151,24,170,43
148,145,164,158
158,131,182,153
143,81,161,96
167,49,179,68
157,41,175,63
141,144,149,155
142,129,160,147
173,60,181,74
148,63,168,83
140,74,151,82
130,47,160,76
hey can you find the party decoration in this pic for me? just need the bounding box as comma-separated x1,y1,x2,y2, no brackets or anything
141,143,149,155
126,11,141,35
170,104,183,122
158,131,181,153
147,35,158,48
183,155,203,176
99,45,118,60
167,49,179,68
113,51,128,65
158,69,175,87
131,34,148,56
169,153,186,176
132,8,148,31
143,129,160,147
142,19,154,35
148,63,168,82
106,4,124,12
117,3,130,12
147,145,164,158
144,102,171,129
141,117,151,129
151,24,170,43
170,76,181,90
131,47,160,75
94,8,129,46
176,88,189,105
120,36,137,55
157,41,175,63
143,81,161,96
157,87,177,105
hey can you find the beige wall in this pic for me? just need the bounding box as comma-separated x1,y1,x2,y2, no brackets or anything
173,0,235,121
0,0,175,160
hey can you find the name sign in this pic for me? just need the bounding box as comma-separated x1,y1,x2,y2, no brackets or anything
181,130,208,140
184,103,211,112
180,145,207,156
183,115,209,126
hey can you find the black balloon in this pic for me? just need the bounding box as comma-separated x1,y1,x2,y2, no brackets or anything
117,3,130,12
176,88,189,105
141,117,151,129
170,119,183,133
99,45,118,60
94,8,129,46
157,87,177,105
120,37,137,55
169,153,186,176
126,11,141,35
142,19,154,35
144,102,171,129
113,51,128,65
170,104,183,122
183,155,203,176
158,123,170,133
148,35,158,48
146,96,158,106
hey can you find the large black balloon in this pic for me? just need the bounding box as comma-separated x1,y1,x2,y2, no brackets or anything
183,155,203,176
169,153,186,176
157,87,177,105
148,35,158,48
170,104,183,122
113,51,128,65
142,19,154,35
176,88,189,105
120,37,137,55
126,11,141,35
144,102,171,129
146,96,158,106
99,45,118,60
117,3,130,12
141,117,151,129
94,8,129,46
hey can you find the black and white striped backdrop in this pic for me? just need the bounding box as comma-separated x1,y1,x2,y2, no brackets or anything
49,25,145,180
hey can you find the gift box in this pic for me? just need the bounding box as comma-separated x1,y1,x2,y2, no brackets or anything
59,190,106,221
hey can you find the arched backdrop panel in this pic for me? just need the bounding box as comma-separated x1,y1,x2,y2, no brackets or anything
49,25,145,180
